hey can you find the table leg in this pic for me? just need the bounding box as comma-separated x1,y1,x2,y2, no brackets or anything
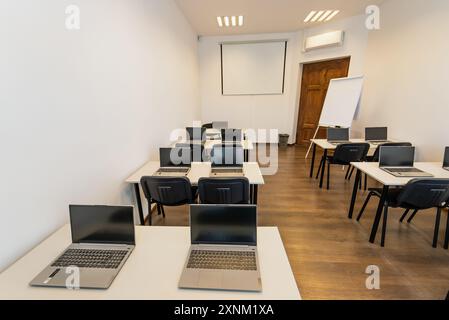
319,149,328,189
244,149,249,162
348,169,361,219
309,143,317,178
253,185,259,205
133,183,145,226
369,185,389,244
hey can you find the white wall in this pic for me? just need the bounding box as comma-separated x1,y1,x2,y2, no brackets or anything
0,0,200,271
353,0,449,161
199,15,369,144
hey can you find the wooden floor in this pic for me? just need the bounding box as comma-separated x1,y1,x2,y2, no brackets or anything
150,145,449,300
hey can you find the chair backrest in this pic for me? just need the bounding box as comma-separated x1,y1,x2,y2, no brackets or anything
202,123,213,129
371,142,413,162
198,177,250,204
140,176,193,206
397,179,449,209
332,143,370,164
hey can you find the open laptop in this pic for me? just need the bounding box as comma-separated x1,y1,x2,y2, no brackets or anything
366,127,390,145
443,147,449,171
379,146,433,177
221,129,243,144
327,128,350,145
210,145,245,177
179,204,262,292
30,205,135,289
155,147,191,176
186,127,206,144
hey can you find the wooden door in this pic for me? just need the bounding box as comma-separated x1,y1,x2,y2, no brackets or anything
296,57,350,145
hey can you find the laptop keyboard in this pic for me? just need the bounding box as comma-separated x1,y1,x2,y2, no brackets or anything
388,168,423,173
211,168,243,174
52,249,128,269
158,168,189,173
187,250,257,271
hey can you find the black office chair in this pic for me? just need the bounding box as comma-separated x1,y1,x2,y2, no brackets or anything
321,143,370,190
140,176,197,225
198,177,250,204
357,179,449,248
202,123,213,129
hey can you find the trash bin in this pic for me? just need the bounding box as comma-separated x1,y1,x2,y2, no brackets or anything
279,134,289,147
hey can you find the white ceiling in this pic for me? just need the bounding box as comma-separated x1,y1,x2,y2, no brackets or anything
175,0,384,36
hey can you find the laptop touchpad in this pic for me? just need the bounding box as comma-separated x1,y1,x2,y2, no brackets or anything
198,270,223,287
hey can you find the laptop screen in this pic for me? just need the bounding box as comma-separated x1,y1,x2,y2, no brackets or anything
186,127,206,142
221,129,242,142
190,205,257,246
444,147,449,168
160,147,192,167
379,146,415,167
211,145,244,167
327,128,349,141
70,205,135,245
365,127,388,141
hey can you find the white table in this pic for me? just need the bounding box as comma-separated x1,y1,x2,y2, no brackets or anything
347,162,449,245
0,226,300,300
309,139,384,189
126,162,265,224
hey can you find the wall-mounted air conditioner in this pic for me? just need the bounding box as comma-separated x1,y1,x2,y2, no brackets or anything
303,30,345,52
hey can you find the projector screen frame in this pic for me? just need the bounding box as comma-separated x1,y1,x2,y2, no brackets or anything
220,40,288,96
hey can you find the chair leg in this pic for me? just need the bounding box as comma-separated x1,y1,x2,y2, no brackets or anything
157,204,161,215
161,205,166,218
316,156,324,179
381,203,389,247
345,166,351,180
407,209,419,223
327,161,331,190
399,209,411,223
147,204,152,226
433,208,442,248
364,174,368,191
348,166,355,180
357,192,374,221
444,210,449,250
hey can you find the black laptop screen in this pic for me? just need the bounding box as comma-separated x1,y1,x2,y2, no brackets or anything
327,128,349,141
221,129,242,142
70,205,135,245
444,147,449,168
365,127,388,141
190,205,257,246
160,147,192,167
379,146,415,167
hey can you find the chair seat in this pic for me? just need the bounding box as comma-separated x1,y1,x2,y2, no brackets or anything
367,187,409,208
325,155,349,166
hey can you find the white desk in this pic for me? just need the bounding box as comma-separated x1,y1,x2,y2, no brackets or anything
347,162,449,245
0,226,300,300
126,162,265,224
309,139,384,189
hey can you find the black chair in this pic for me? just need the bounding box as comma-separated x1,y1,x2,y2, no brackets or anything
198,177,250,204
202,123,213,129
321,143,370,190
357,179,449,248
140,176,197,225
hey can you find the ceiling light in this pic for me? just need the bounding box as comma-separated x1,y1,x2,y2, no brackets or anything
238,15,244,26
311,10,325,22
319,10,333,22
217,16,223,27
326,10,340,21
224,16,230,27
304,11,317,22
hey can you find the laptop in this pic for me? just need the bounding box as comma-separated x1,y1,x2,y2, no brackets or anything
30,205,135,289
155,147,191,176
221,129,243,144
366,127,390,144
327,128,350,145
186,127,206,143
379,146,433,177
212,121,229,129
210,145,244,177
443,147,449,171
179,204,262,292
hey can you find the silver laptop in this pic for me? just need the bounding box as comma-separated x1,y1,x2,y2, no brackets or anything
327,127,350,145
443,147,449,171
30,205,135,289
155,147,191,176
210,145,244,177
366,127,390,145
179,205,262,292
380,146,433,177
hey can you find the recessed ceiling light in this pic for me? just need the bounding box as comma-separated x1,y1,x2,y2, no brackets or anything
304,10,340,23
216,16,244,28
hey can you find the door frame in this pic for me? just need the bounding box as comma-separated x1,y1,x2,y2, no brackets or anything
292,56,351,145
